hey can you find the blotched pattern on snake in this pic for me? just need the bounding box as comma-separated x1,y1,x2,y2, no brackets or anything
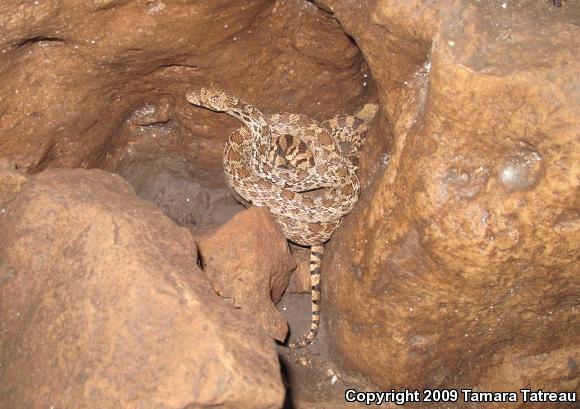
187,88,368,347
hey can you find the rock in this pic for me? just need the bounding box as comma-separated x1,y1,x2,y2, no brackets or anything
0,0,372,173
317,0,580,401
287,246,312,294
0,160,27,204
197,206,296,342
118,157,244,230
0,167,284,409
469,345,580,409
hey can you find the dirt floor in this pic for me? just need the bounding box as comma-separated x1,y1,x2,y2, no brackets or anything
277,292,375,409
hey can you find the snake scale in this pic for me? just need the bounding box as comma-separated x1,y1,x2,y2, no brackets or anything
186,88,367,348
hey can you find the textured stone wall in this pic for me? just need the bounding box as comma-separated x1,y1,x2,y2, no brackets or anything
0,0,372,172
317,0,579,401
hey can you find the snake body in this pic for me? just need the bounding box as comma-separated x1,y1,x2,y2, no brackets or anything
186,88,367,347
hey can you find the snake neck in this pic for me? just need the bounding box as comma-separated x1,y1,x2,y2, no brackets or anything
220,102,273,176
222,103,271,152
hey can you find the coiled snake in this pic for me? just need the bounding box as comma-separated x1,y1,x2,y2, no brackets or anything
186,88,367,347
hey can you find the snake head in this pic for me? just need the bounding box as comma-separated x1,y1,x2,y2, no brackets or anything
186,88,239,112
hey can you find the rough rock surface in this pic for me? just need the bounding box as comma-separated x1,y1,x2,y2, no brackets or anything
0,165,284,409
197,206,296,341
0,0,372,173
286,246,312,294
314,0,580,402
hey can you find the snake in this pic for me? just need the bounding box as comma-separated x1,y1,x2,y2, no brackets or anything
186,88,367,348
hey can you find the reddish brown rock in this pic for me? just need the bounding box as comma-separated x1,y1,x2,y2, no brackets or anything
317,0,580,403
0,0,372,173
0,166,284,409
197,206,296,342
286,246,312,294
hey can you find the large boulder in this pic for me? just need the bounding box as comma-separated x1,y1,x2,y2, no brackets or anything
0,165,285,409
317,0,580,402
